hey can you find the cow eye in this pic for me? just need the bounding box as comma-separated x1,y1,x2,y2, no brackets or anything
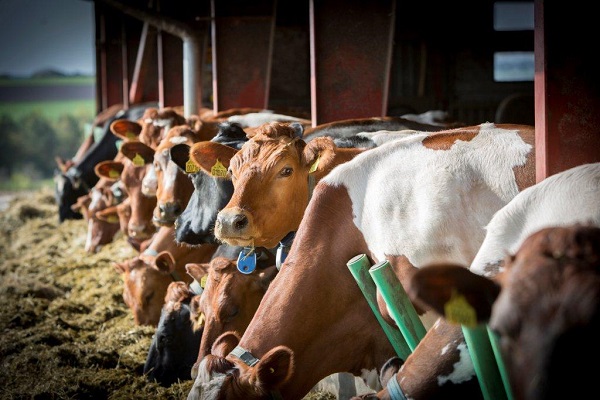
145,292,154,305
227,168,235,180
279,167,293,177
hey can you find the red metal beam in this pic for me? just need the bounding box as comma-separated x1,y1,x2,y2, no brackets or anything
211,0,276,111
310,0,396,125
535,0,600,182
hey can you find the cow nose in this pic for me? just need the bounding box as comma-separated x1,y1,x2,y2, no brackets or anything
216,211,248,232
159,202,181,218
233,214,248,230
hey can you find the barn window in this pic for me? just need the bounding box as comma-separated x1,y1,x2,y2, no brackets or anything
493,2,534,82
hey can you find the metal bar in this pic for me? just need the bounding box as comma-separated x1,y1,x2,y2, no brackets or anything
487,327,514,400
369,260,426,351
346,254,411,360
462,325,508,400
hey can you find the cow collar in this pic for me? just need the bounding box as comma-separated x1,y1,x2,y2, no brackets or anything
229,346,284,400
276,231,296,270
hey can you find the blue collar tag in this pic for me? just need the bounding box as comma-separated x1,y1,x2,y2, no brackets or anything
237,247,257,274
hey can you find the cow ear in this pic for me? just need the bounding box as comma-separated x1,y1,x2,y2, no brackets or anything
110,119,142,141
113,261,127,274
258,266,278,291
120,141,154,165
212,331,241,357
155,251,176,273
170,143,192,172
95,160,124,181
302,136,336,175
71,194,91,213
185,262,211,281
255,346,294,390
96,205,119,223
408,263,501,326
189,141,238,178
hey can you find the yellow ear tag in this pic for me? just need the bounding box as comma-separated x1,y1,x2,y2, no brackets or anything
444,288,477,327
106,215,119,224
197,312,205,327
108,169,120,179
211,160,227,177
186,159,200,173
200,275,208,288
126,131,137,140
308,155,320,174
132,153,145,166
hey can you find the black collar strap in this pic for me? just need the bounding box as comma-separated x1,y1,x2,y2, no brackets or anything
276,231,296,270
229,346,284,400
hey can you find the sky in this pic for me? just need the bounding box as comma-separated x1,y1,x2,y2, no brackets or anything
0,0,95,77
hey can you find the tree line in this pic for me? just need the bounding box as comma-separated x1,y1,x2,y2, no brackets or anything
0,111,86,188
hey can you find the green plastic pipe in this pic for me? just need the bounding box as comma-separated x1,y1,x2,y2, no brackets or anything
347,254,411,360
462,325,508,400
487,326,514,400
369,260,426,351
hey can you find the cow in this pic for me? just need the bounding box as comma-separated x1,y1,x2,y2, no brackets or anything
54,102,157,222
148,125,214,227
408,224,600,400
96,141,157,247
356,161,600,400
187,122,535,400
301,115,456,142
172,122,248,247
143,281,203,387
226,111,312,130
113,224,219,326
188,121,368,250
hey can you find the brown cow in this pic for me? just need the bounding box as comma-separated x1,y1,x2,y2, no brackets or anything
189,121,367,249
113,225,219,326
188,123,535,400
408,224,600,400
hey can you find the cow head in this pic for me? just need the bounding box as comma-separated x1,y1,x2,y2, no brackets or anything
409,224,600,400
143,281,202,387
189,121,346,248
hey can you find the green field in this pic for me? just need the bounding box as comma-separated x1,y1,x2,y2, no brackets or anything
0,75,95,86
0,99,95,122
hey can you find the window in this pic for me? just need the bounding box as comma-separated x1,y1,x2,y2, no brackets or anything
493,2,534,82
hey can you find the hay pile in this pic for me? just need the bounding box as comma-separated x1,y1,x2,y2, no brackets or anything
0,188,335,400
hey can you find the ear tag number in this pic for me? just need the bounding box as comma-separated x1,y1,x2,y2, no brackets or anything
211,159,228,177
186,159,200,173
444,288,477,327
309,155,320,174
237,247,257,274
200,275,208,288
132,153,145,166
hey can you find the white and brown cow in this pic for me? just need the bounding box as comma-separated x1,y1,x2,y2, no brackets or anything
188,122,535,400
409,223,600,400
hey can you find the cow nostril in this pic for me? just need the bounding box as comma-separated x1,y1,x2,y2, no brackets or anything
233,214,248,230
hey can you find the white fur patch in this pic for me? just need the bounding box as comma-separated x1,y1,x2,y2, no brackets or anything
169,136,188,145
470,162,600,276
227,112,305,128
437,342,475,386
323,123,532,268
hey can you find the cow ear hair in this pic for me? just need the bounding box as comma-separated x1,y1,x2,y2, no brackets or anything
110,119,142,141
189,141,238,178
255,346,294,390
302,136,336,174
155,251,176,273
120,141,154,165
95,160,124,180
408,263,501,325
185,262,211,281
211,331,240,357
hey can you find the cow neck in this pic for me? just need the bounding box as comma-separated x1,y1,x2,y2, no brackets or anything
228,346,284,400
